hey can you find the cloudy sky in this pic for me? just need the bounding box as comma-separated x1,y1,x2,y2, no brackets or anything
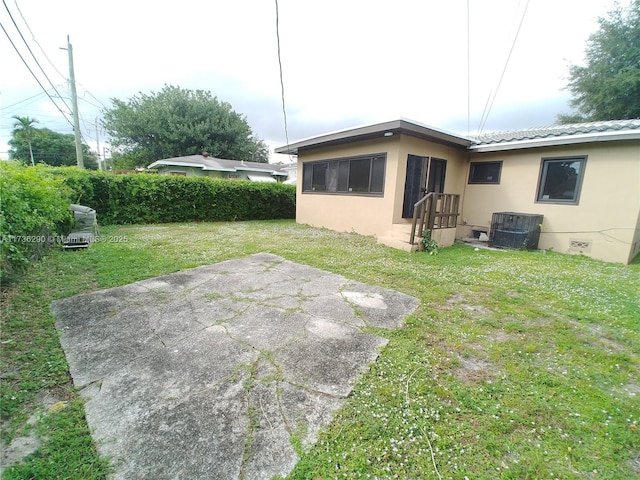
0,0,628,162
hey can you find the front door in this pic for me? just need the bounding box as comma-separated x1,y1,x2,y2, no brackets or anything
402,155,447,218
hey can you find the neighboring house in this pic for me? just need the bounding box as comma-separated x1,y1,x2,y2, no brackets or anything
281,162,298,185
147,153,290,183
275,118,640,264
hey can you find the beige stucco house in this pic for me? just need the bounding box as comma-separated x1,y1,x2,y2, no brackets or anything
147,153,290,183
275,118,640,264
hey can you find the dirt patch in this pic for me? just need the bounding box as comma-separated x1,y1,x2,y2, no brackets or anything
568,320,627,353
0,388,69,473
619,383,640,397
444,293,492,315
525,317,554,327
0,413,42,473
453,354,498,383
629,452,640,474
487,332,513,343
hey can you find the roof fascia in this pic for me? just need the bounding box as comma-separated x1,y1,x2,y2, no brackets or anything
275,119,471,155
470,130,640,152
148,161,205,169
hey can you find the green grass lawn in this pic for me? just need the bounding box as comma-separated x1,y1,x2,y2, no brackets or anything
1,220,639,479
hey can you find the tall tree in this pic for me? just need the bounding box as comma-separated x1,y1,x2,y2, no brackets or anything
11,116,38,166
558,0,640,123
102,85,270,166
8,126,98,169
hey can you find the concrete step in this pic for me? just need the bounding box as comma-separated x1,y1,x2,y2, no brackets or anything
377,236,419,252
384,223,414,240
377,223,419,251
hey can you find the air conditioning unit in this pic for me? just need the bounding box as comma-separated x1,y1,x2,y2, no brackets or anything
489,212,543,250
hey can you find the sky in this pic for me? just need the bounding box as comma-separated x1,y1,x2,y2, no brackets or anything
0,0,630,163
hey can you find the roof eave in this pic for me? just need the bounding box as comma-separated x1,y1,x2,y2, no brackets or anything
470,131,640,152
147,161,206,170
202,167,236,172
275,119,472,155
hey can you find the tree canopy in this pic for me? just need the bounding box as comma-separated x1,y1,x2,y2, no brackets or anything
102,85,270,166
8,125,98,169
559,0,640,123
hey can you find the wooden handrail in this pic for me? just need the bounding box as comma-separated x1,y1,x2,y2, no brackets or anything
410,193,461,245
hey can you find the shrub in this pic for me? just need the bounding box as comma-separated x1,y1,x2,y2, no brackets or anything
421,229,440,255
0,163,73,284
1,166,295,284
53,169,296,225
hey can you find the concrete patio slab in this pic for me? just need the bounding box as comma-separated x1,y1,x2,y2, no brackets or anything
51,253,419,479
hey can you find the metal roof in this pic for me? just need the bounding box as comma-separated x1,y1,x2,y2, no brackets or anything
469,119,640,152
147,155,289,175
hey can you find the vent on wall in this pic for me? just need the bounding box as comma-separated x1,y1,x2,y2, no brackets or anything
569,239,592,253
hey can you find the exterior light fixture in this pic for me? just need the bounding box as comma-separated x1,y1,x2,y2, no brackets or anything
384,131,394,137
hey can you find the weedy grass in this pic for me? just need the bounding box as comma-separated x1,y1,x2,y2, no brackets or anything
1,220,638,479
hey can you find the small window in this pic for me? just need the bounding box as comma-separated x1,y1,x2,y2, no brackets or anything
469,161,502,184
536,156,587,204
302,154,386,195
169,171,187,176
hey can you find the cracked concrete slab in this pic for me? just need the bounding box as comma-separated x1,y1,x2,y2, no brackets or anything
51,253,419,479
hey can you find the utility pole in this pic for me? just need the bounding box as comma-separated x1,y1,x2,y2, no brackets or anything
66,36,84,168
95,116,102,170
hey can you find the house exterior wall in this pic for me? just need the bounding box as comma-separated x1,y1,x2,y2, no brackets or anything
296,137,400,237
394,135,469,223
156,166,203,176
154,166,280,181
462,141,640,264
294,128,639,263
295,134,469,242
155,166,225,178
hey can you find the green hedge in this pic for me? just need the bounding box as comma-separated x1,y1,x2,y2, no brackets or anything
52,169,296,225
0,163,73,284
1,165,295,284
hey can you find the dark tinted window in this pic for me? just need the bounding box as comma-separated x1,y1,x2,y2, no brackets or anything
469,162,502,184
537,157,586,203
311,163,327,191
302,154,386,195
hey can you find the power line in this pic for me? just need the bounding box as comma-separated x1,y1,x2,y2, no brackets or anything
467,0,470,136
274,0,291,160
2,0,72,114
12,0,66,81
78,94,104,110
2,89,48,110
11,0,107,136
0,21,74,129
477,0,530,134
78,84,108,109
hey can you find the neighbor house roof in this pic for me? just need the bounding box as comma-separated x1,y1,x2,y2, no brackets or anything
274,118,473,155
470,119,640,152
147,154,289,176
275,118,640,155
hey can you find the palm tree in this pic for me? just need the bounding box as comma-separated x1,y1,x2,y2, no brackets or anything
12,116,39,166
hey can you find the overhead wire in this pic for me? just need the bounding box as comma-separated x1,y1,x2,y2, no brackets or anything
78,84,108,109
274,0,292,161
477,0,530,134
12,0,66,81
0,21,74,129
13,0,108,131
2,0,102,152
467,0,470,136
2,0,72,114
